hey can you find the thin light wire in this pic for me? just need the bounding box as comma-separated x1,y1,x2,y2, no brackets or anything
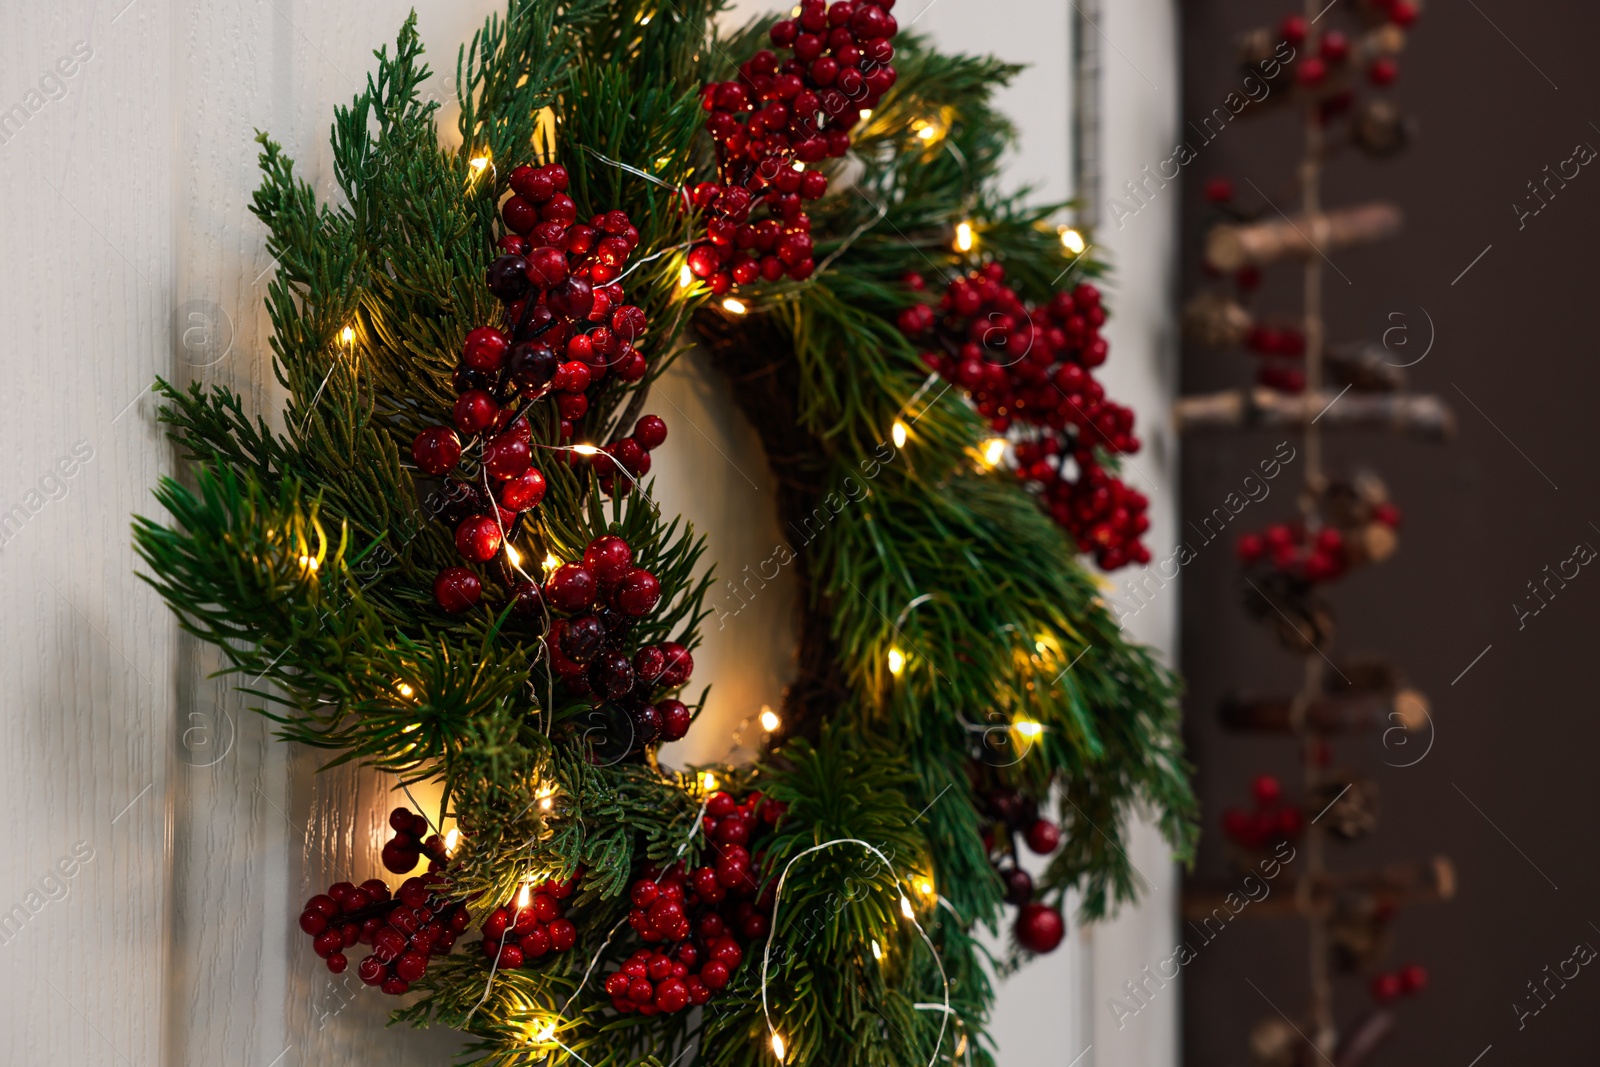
579,144,679,190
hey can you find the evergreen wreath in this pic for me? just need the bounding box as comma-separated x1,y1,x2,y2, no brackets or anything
134,2,1196,1065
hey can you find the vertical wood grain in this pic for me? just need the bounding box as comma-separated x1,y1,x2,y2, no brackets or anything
0,2,175,1063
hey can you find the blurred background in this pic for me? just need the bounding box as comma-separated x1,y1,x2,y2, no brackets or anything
1177,2,1600,1066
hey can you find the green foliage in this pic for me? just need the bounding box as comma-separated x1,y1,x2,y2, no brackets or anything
134,3,1194,1066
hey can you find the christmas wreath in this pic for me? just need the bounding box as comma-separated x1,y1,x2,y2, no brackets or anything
135,2,1195,1064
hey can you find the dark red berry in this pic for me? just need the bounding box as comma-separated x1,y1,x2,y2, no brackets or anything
1252,774,1282,807
658,699,692,741
1000,866,1033,906
434,567,482,613
453,390,498,435
590,650,635,699
1015,902,1064,953
484,433,532,480
560,615,607,663
548,276,594,320
486,256,531,302
583,536,634,584
411,427,462,475
615,568,661,616
633,703,663,745
633,645,666,683
455,516,503,563
545,564,597,613
508,342,559,399
1025,818,1062,854
498,468,547,511
1398,963,1428,994
658,643,693,687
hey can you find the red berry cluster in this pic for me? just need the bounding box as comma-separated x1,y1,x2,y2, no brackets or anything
297,809,470,994
1236,502,1400,586
1220,774,1305,851
600,790,784,1015
1369,962,1428,1004
535,534,696,750
1283,0,1417,91
980,787,1066,953
900,265,1151,569
413,162,659,616
591,413,668,498
382,805,448,874
477,873,580,972
1245,322,1306,393
687,0,899,293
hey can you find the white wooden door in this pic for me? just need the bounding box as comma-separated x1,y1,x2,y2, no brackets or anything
0,1,1179,1064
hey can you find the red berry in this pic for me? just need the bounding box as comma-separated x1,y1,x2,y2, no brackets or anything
1252,774,1282,808
395,950,429,982
502,196,539,234
1370,972,1403,1004
433,567,482,613
557,392,588,420
357,955,387,985
1297,57,1327,86
656,976,689,1012
1368,57,1399,86
545,564,597,612
382,839,420,874
1319,31,1349,64
634,415,668,451
463,326,510,371
612,306,648,342
583,536,634,584
1399,963,1429,994
1204,177,1234,204
1015,902,1065,953
411,427,462,475
1280,14,1307,45
453,390,498,435
313,928,347,958
499,468,547,511
615,568,662,616
484,433,532,480
455,515,503,563
700,960,730,990
658,643,693,687
1025,818,1061,854
1277,806,1304,838
549,918,576,951
658,698,692,741
1389,0,1418,27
